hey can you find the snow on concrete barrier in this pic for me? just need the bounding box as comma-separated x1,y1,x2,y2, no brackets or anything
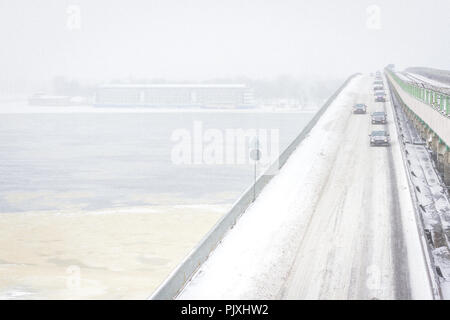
149,73,360,300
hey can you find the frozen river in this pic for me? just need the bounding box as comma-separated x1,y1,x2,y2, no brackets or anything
0,109,314,213
0,106,314,299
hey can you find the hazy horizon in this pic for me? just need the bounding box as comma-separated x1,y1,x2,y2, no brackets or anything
0,0,449,92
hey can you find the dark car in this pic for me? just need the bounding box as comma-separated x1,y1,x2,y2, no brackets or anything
369,130,390,146
371,111,387,124
352,103,367,114
373,85,384,91
374,91,386,102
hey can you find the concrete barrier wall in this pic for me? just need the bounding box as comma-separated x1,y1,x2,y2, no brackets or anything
386,73,450,147
149,73,360,300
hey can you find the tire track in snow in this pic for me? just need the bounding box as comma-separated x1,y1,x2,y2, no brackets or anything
384,100,412,299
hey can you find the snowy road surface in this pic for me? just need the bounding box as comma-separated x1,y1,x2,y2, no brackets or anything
178,75,433,300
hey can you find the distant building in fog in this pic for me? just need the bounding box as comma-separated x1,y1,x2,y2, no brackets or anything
28,93,88,106
94,84,255,108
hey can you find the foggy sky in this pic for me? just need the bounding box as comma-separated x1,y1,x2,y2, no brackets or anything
0,0,449,91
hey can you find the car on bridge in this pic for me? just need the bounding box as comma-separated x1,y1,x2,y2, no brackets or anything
369,130,390,146
374,91,386,102
371,111,387,124
352,103,367,114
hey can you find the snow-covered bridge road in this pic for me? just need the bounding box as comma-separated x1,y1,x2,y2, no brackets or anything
178,75,433,300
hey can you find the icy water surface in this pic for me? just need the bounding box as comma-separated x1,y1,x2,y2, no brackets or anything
0,111,314,212
0,108,314,299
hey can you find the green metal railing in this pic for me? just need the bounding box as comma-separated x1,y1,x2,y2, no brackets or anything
386,69,450,116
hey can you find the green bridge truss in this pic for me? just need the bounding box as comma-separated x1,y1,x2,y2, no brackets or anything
386,69,450,117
